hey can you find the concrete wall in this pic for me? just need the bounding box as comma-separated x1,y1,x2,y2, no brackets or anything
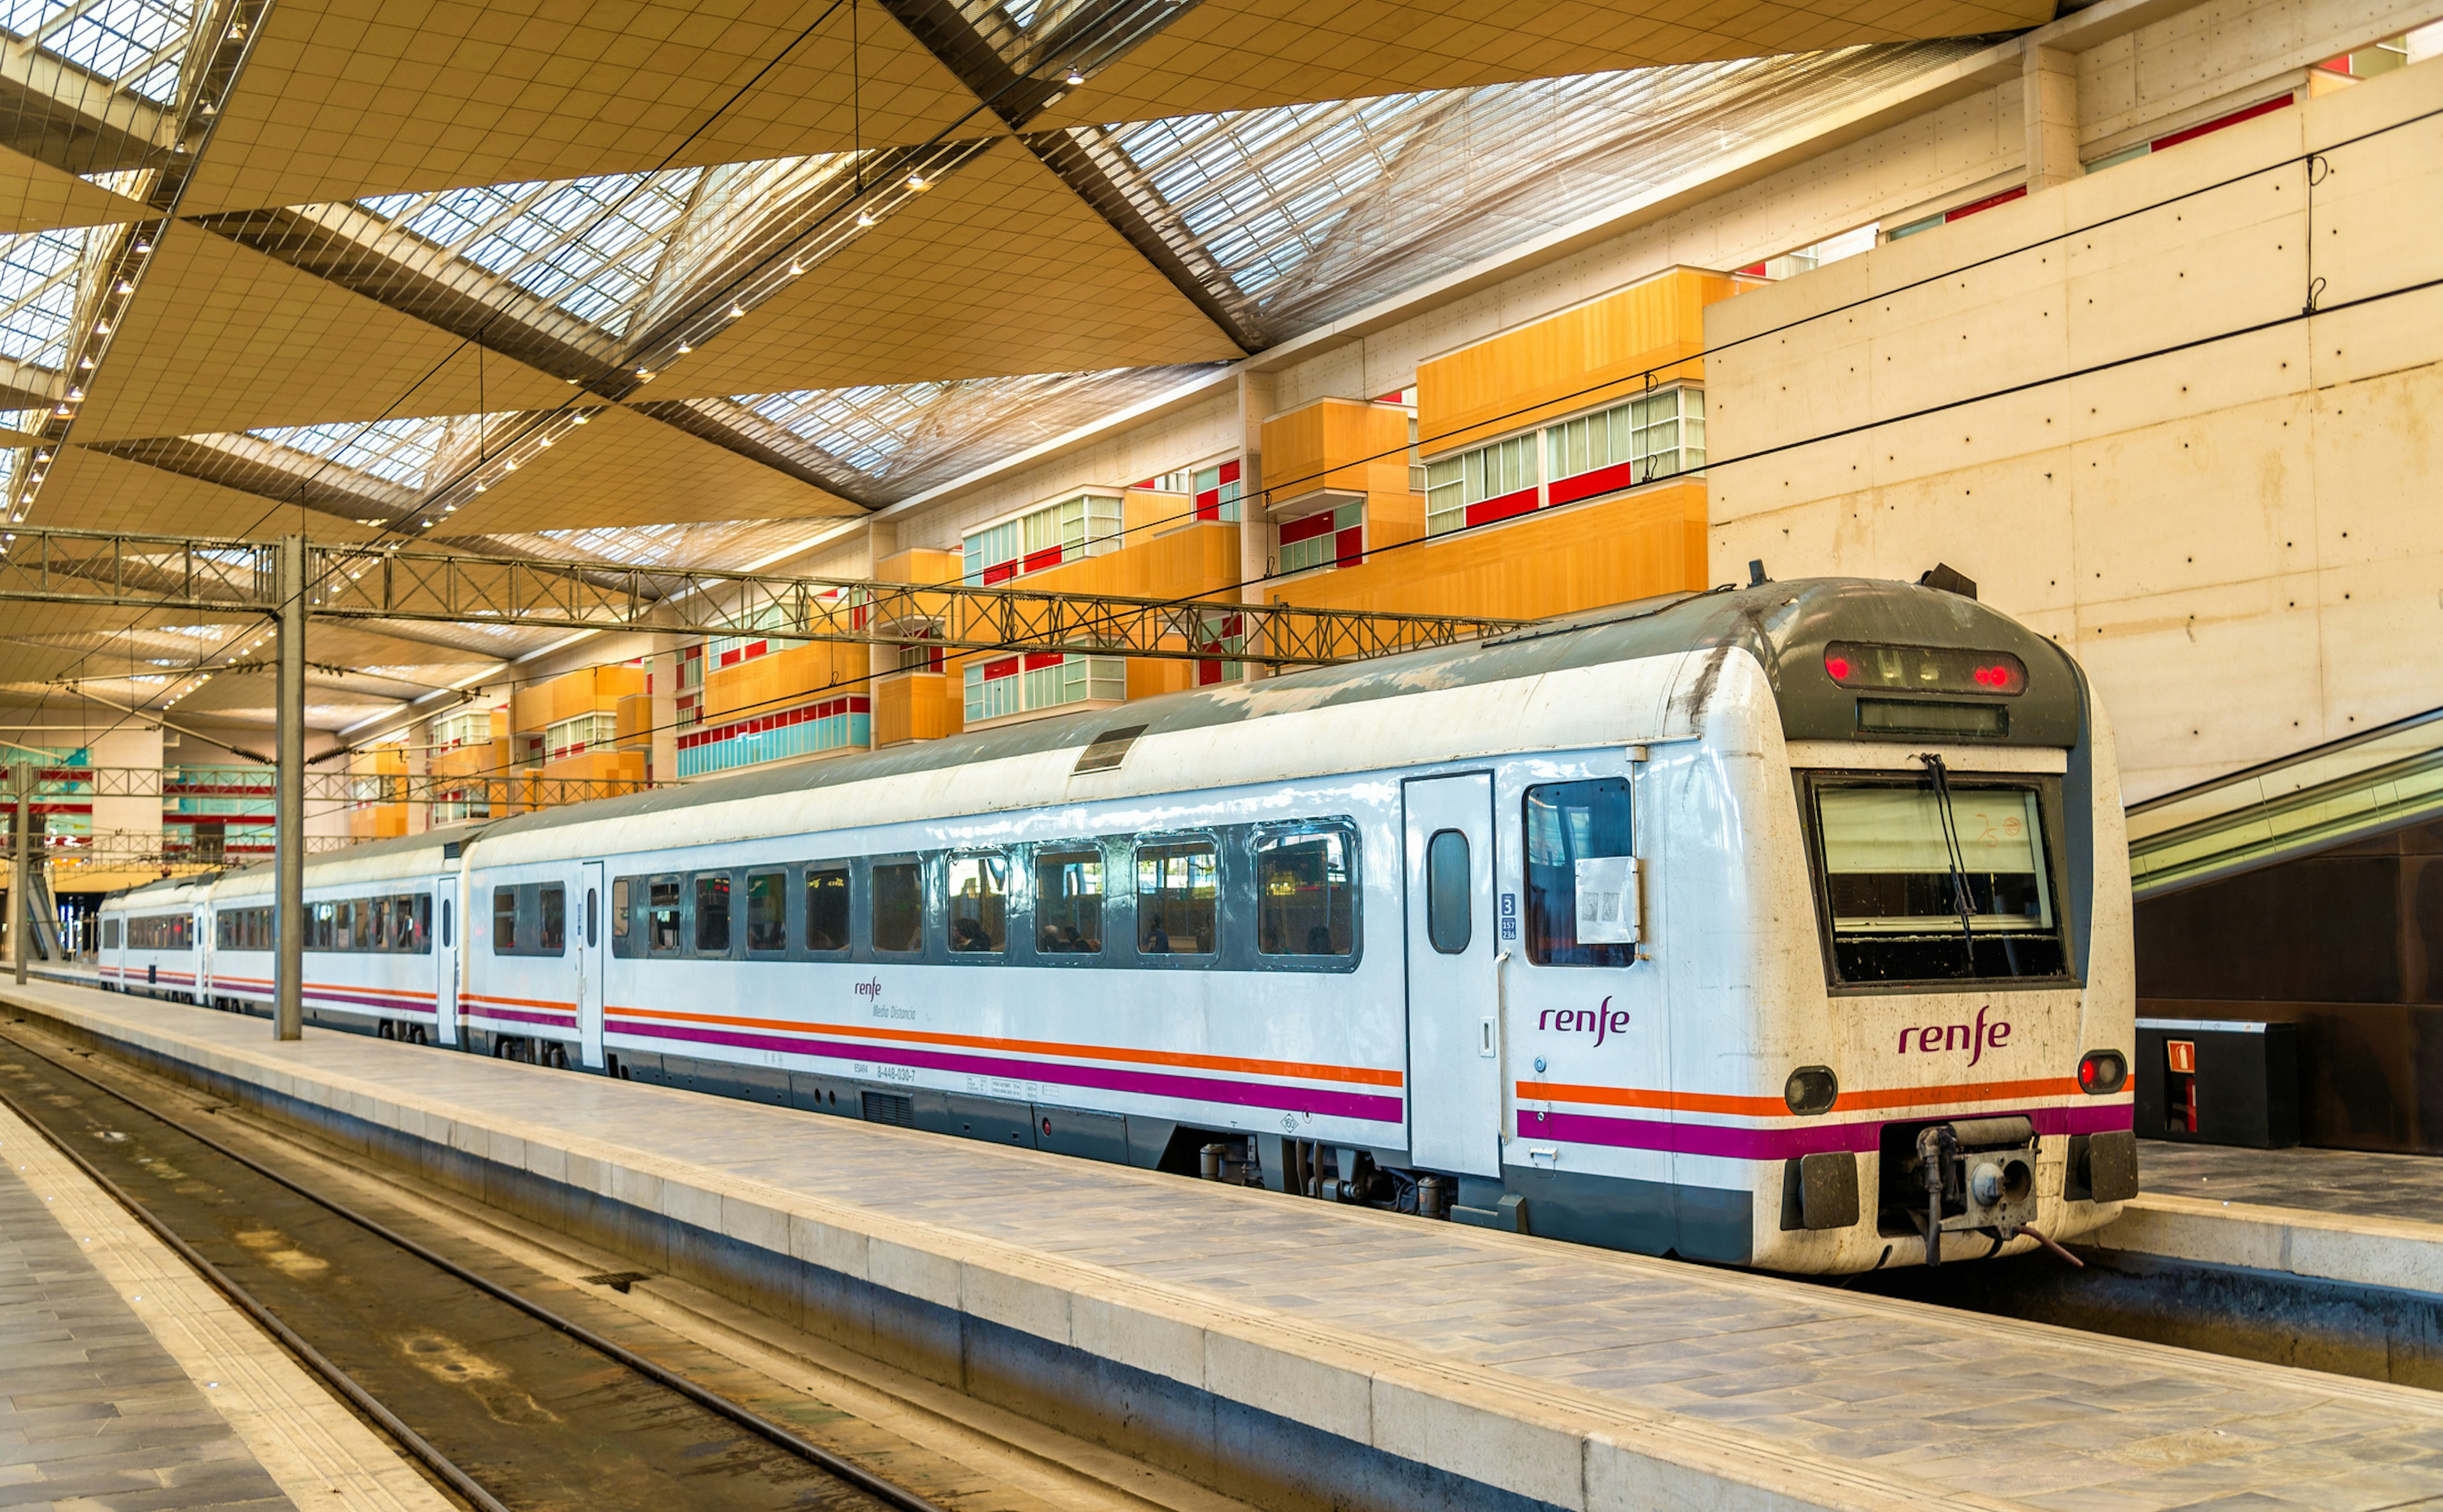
1706,57,2443,800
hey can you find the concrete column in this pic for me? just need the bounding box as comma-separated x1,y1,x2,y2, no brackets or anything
10,766,25,984
1236,369,1277,679
649,648,678,784
275,535,305,1041
2024,44,2080,190
403,737,428,835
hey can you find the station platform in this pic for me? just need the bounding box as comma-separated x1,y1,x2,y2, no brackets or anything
0,1074,452,1510
10,978,2443,1512
2085,1141,2443,1295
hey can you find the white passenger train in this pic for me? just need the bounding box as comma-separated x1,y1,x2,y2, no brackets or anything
99,576,2138,1272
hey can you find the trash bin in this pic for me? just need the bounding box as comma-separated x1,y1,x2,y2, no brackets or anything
2134,1017,2299,1148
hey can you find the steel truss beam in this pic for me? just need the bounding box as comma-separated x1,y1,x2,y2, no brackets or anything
0,527,1518,666
4,765,653,807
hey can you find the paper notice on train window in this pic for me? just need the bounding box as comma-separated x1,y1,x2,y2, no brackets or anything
1574,857,1639,943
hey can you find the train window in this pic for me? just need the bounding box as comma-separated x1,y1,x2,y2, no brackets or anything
1807,776,2068,985
1136,840,1216,956
648,879,682,954
611,880,630,940
1034,849,1103,955
492,888,517,953
442,899,452,950
585,887,598,950
539,885,567,953
1426,830,1472,954
373,897,396,951
1255,829,1355,957
1524,779,1635,968
102,918,118,949
692,874,730,955
312,901,335,951
805,866,849,952
871,861,922,954
947,854,1007,954
745,870,787,953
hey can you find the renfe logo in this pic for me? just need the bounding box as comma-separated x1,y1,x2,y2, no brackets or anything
1897,1005,2013,1066
853,978,884,1000
1539,997,1632,1047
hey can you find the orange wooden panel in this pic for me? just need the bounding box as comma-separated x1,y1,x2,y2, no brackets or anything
1418,268,1744,456
878,547,963,585
1260,398,1412,509
1268,484,1709,624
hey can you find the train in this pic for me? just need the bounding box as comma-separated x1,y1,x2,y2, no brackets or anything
97,574,2139,1273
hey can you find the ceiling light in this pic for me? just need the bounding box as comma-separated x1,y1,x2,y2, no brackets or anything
728,303,745,318
676,342,692,354
1065,67,1085,85
67,388,83,399
856,210,875,228
635,366,651,378
571,412,590,424
788,260,805,275
503,460,518,472
472,484,486,494
52,406,69,417
537,437,553,448
905,173,930,191
114,281,133,293
95,323,109,334
78,357,92,369
133,241,150,253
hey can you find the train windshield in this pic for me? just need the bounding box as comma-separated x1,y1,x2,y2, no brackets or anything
1806,774,2071,986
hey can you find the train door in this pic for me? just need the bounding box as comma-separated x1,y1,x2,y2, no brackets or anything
433,874,459,1046
1403,772,1502,1177
576,861,606,1069
196,906,213,1001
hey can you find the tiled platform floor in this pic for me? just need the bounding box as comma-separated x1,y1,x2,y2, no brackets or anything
2140,1139,2443,1228
15,980,2443,1512
0,1161,298,1511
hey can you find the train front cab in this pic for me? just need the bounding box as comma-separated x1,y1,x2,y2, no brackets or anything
1737,581,2136,1272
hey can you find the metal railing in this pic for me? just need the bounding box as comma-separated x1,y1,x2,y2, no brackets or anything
2126,705,2443,898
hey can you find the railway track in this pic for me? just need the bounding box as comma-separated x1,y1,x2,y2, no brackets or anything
0,1023,950,1512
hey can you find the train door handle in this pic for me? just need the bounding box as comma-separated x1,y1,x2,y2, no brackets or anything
1480,1016,1496,1057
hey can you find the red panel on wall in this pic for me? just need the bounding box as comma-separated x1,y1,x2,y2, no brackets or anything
1278,512,1337,546
2152,92,2292,151
1547,458,1647,508
1944,184,2026,223
981,560,1017,585
1022,651,1064,671
1021,545,1064,574
982,656,1019,680
1463,486,1541,529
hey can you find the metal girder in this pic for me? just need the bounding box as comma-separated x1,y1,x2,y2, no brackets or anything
4,764,653,807
0,527,1519,666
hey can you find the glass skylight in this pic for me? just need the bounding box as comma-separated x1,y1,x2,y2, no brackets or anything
1063,42,1983,343
679,365,1227,504
250,415,446,489
0,226,99,369
499,518,847,572
359,168,706,339
0,0,191,104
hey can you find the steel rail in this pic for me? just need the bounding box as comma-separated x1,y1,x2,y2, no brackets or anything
0,1069,514,1512
0,1025,952,1512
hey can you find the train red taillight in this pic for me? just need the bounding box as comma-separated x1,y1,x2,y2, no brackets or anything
2077,1049,2127,1095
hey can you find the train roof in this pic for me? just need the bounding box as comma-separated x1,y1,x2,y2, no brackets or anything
211,824,487,898
467,576,2079,854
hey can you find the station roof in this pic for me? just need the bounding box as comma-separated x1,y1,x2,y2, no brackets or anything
0,0,2044,740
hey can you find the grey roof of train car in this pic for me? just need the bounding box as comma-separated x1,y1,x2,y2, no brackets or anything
97,576,2074,902
468,575,2076,843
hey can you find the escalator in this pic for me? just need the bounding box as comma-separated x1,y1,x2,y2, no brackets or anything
2126,705,2443,899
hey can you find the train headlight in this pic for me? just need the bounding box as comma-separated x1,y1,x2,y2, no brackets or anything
2077,1049,2127,1095
1784,1065,1839,1116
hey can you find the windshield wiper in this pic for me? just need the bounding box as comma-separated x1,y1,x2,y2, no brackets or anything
1918,753,1978,968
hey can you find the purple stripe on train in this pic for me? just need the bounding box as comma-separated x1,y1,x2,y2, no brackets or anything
1518,1101,2134,1160
467,1006,576,1029
618,1018,1403,1123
